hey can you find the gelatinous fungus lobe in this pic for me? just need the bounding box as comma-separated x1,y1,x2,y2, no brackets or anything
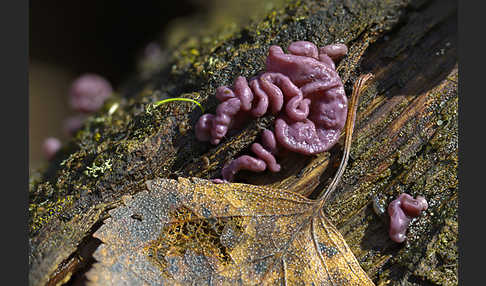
195,41,349,181
388,193,428,243
42,137,61,160
69,73,113,113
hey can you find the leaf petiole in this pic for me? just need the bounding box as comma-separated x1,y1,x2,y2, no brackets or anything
318,73,374,205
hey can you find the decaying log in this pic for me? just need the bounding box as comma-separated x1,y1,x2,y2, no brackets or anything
29,0,457,285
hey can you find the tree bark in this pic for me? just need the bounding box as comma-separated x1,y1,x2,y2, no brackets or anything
29,0,458,285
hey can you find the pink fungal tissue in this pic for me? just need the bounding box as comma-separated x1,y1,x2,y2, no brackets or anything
42,137,62,160
195,40,349,182
69,73,113,114
64,73,113,136
388,193,428,243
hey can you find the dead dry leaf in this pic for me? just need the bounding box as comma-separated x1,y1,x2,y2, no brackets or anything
86,74,374,286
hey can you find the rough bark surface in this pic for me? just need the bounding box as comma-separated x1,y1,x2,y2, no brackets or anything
29,0,458,285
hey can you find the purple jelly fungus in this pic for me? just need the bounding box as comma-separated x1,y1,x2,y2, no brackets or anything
221,155,267,182
42,137,61,160
69,73,113,113
388,193,428,243
63,114,87,136
195,41,348,181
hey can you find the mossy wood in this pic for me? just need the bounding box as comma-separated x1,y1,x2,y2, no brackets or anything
87,177,375,285
29,0,458,285
85,74,373,285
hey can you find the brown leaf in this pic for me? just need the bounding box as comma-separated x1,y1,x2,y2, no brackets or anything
86,74,374,286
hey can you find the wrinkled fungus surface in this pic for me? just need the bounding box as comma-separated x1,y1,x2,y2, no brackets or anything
69,73,113,113
195,41,348,181
388,193,428,243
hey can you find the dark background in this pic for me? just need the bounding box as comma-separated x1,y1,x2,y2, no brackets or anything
29,1,202,170
29,1,201,85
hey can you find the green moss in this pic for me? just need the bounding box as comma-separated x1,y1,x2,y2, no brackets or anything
29,195,75,235
413,219,458,285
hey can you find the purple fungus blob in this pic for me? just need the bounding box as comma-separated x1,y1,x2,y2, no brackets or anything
388,193,428,243
63,114,87,136
261,129,279,155
42,137,61,160
211,97,241,145
287,41,319,59
319,44,348,61
195,114,215,142
251,143,281,172
195,41,348,181
221,155,267,182
69,73,113,113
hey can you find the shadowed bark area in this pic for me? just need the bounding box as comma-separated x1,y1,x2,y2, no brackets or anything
29,0,457,285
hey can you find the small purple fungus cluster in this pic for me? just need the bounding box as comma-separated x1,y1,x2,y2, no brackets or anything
388,193,428,243
195,41,348,181
63,114,87,136
42,73,113,160
69,73,113,114
64,73,113,136
42,137,62,160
